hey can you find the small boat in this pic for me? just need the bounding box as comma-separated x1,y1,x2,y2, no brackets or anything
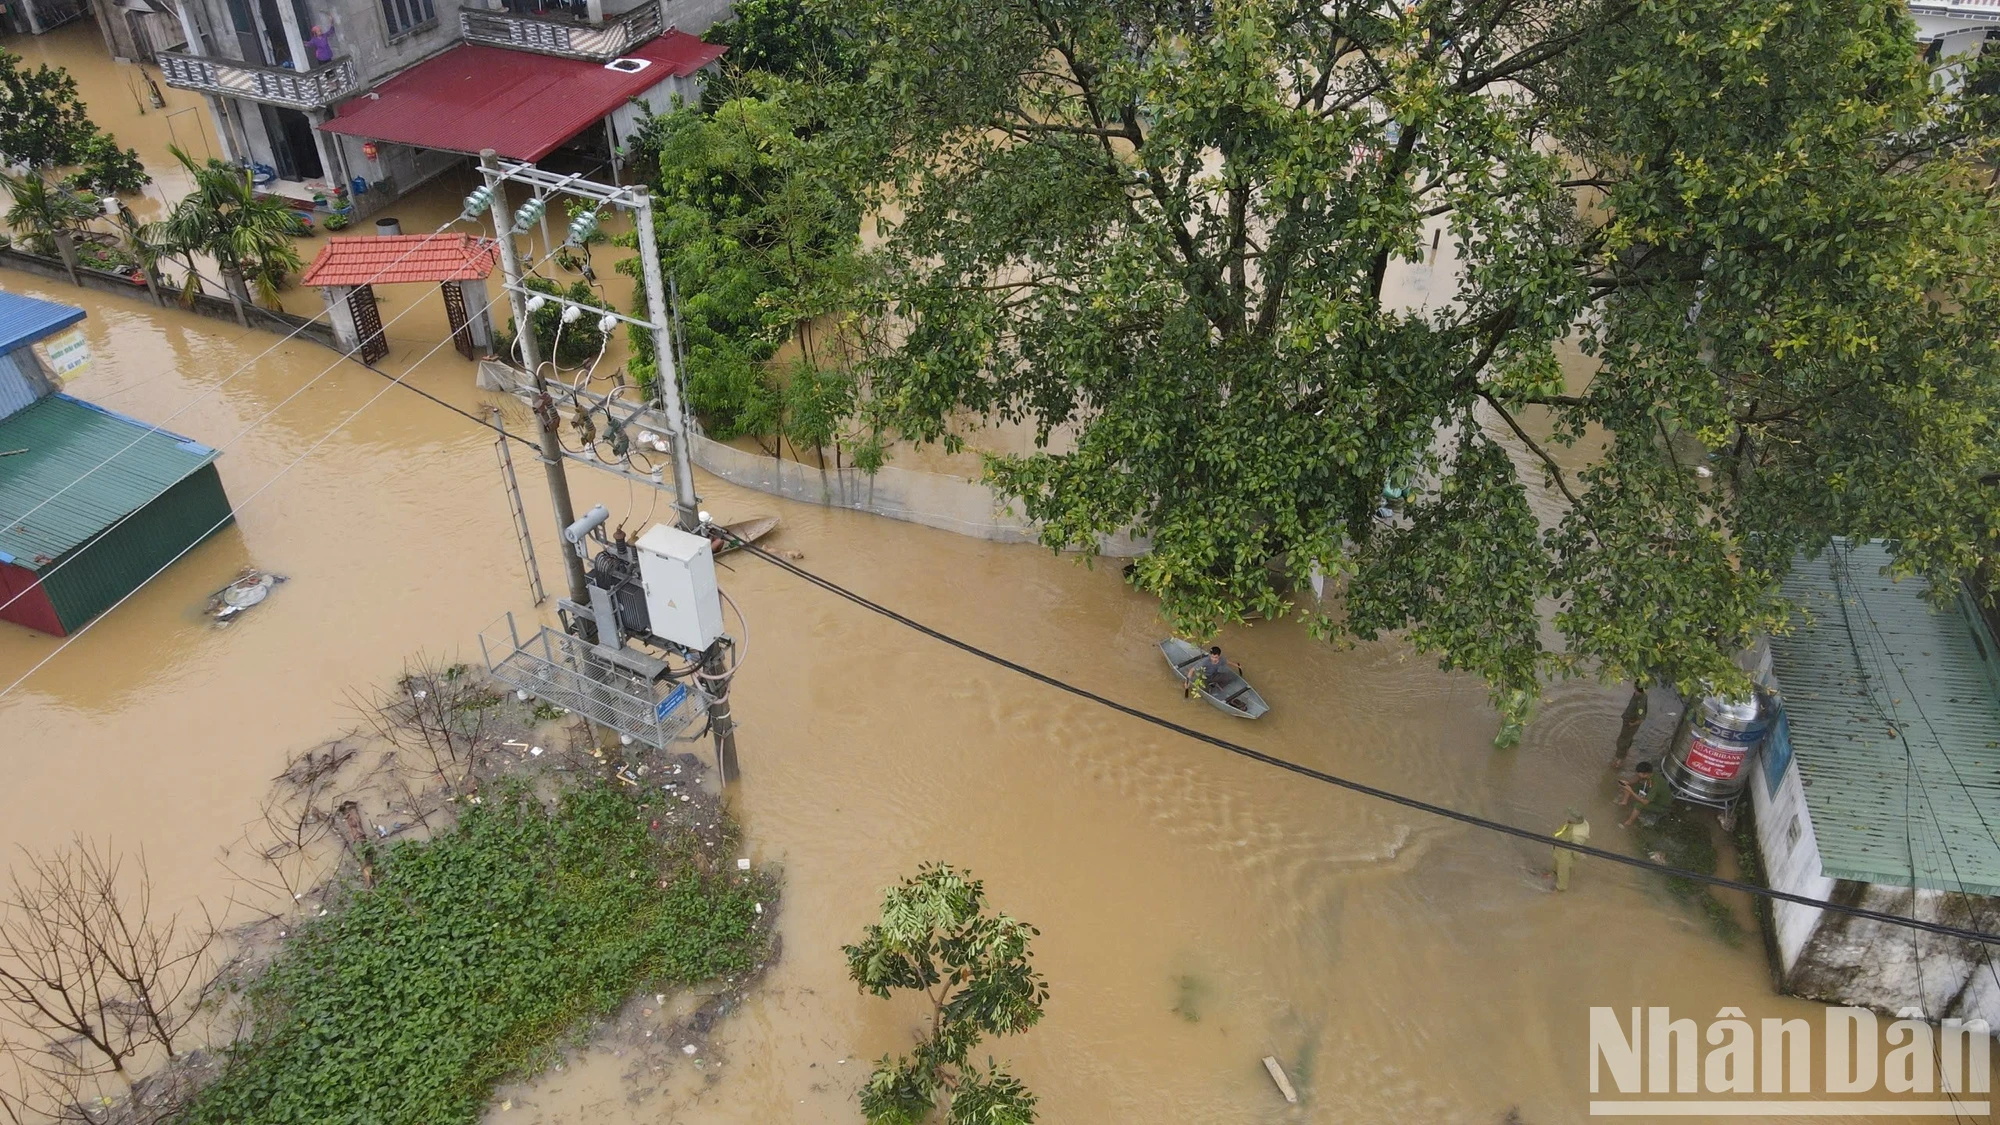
1159,638,1269,719
715,516,779,555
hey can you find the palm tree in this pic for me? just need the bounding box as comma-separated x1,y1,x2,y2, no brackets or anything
1,170,98,282
153,146,303,326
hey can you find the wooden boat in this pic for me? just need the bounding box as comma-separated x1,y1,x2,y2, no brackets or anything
1159,638,1270,719
715,516,779,555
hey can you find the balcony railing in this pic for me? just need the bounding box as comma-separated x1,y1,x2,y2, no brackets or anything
460,2,662,62
157,52,361,111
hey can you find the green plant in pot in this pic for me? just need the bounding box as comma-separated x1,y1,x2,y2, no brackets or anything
324,212,349,231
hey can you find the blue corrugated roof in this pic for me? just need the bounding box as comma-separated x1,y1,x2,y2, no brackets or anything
0,290,85,354
1770,539,2000,895
0,394,219,569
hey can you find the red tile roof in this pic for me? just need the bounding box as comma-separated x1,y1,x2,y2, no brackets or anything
319,31,726,162
301,233,500,286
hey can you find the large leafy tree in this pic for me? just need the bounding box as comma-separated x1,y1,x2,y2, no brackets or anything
624,89,864,444
830,0,2000,730
0,51,149,194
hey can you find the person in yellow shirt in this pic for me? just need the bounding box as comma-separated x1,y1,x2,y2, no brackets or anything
1552,809,1590,891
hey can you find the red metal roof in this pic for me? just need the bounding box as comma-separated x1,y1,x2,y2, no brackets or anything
301,233,500,286
319,31,726,162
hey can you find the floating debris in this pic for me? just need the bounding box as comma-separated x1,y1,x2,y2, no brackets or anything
207,568,287,623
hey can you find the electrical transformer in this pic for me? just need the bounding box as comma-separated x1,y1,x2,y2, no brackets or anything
635,524,723,651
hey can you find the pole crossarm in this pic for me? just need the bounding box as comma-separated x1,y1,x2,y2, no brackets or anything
499,281,657,332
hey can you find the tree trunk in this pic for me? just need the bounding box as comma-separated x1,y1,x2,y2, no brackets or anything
52,231,79,285
1613,682,1648,762
220,261,251,327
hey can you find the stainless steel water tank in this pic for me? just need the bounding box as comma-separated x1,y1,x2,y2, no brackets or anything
1662,690,1769,803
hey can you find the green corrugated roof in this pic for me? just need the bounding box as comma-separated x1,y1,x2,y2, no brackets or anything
1771,540,2000,895
0,394,219,571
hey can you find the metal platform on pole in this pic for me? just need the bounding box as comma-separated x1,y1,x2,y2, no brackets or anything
479,612,704,749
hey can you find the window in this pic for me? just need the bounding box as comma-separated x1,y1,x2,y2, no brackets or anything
380,0,434,38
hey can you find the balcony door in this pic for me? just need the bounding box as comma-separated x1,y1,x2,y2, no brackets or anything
259,104,324,181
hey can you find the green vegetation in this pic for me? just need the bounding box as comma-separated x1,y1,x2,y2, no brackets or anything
814,0,2000,735
703,0,863,90
0,50,149,195
623,73,866,451
0,170,97,263
154,146,304,320
1634,804,1744,945
845,864,1047,1125
503,276,609,369
179,783,764,1125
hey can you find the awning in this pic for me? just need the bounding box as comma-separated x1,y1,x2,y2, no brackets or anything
319,30,724,162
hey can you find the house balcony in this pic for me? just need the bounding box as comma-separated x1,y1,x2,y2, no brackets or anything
157,52,361,111
459,2,663,62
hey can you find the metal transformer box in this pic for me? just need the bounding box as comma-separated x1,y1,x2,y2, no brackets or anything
635,524,723,651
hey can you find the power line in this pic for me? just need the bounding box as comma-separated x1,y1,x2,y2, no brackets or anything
0,243,569,700
0,222,534,621
1,214,477,537
733,538,2000,947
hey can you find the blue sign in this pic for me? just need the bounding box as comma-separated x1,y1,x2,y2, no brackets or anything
655,684,688,722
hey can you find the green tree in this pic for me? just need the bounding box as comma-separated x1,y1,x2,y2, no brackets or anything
828,0,2000,733
1,171,98,278
154,146,303,324
64,132,149,197
623,88,864,444
705,0,863,88
844,864,1046,1125
504,276,609,369
0,51,149,193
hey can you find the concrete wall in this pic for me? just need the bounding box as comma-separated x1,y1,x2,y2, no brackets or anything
1750,733,1840,970
659,0,726,34
1784,881,2000,1024
688,431,1148,556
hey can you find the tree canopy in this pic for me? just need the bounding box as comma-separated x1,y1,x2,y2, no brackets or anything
0,50,148,194
821,0,2000,727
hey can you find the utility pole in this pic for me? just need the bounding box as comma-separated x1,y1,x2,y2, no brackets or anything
631,189,700,531
481,148,588,605
703,646,738,783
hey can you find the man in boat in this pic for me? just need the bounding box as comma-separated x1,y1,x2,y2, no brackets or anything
1190,646,1243,697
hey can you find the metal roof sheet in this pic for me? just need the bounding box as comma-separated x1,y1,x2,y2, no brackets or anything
301,234,499,286
0,395,219,569
319,31,726,162
1770,539,2000,895
0,290,85,354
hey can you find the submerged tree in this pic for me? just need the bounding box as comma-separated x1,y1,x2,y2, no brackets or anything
845,864,1047,1125
154,146,303,325
0,51,150,195
0,171,97,278
828,0,2000,734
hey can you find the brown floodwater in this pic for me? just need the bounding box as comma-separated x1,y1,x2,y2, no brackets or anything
0,24,1973,1125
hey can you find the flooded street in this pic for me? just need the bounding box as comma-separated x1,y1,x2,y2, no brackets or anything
0,27,1966,1125
0,271,1922,1125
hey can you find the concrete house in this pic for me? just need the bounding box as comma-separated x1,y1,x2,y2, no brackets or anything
1749,540,2000,1024
87,0,188,63
156,0,726,212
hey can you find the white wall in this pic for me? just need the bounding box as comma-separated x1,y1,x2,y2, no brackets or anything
1751,723,1838,971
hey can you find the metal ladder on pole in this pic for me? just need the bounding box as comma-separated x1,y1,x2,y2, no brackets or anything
491,407,545,606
